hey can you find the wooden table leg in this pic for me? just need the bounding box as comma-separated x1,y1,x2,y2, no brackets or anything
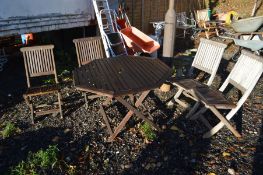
99,97,113,135
116,97,161,131
108,91,160,142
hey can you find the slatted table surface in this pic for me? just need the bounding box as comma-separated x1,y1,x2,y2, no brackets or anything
73,56,172,97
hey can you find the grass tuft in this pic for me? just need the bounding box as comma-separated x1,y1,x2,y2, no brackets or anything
11,145,59,175
1,122,17,138
140,122,157,141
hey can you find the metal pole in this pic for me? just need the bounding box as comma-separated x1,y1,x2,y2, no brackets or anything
162,0,176,58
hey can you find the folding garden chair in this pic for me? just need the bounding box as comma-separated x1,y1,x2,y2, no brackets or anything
73,36,106,106
73,36,105,67
176,12,196,38
167,38,227,118
190,50,263,138
20,45,62,124
196,9,219,39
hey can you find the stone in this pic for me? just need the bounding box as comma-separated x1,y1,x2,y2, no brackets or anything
52,136,60,142
64,128,71,134
228,168,235,175
124,164,132,169
157,162,162,167
145,163,151,170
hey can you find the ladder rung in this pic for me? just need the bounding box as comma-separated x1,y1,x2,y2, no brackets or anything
116,53,127,56
110,43,124,46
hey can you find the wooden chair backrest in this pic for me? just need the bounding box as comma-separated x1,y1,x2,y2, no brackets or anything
220,50,263,94
196,9,210,27
73,36,105,67
219,50,263,120
196,9,210,22
20,45,58,88
192,38,227,86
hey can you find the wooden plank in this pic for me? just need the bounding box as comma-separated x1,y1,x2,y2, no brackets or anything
141,58,166,78
81,64,95,89
99,105,113,135
118,57,147,89
97,59,120,93
73,56,172,97
108,90,151,142
103,58,131,91
129,57,157,84
195,87,236,109
146,59,169,79
92,59,111,91
35,108,60,116
121,58,152,88
103,59,128,91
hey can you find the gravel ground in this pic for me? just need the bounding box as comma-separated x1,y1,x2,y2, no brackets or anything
0,72,262,175
0,36,263,175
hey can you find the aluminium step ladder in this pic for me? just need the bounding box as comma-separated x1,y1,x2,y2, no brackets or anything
92,0,127,57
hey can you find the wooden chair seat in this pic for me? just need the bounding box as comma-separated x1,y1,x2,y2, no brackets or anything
167,38,227,113
173,79,207,91
24,84,60,96
194,87,236,109
20,45,63,124
73,36,106,107
190,50,263,138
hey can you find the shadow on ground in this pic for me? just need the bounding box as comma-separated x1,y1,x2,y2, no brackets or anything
0,127,73,174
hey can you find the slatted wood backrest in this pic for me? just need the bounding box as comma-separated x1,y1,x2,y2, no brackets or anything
219,50,263,121
220,50,263,94
196,9,210,22
20,45,58,88
191,38,227,86
73,37,105,67
196,9,210,27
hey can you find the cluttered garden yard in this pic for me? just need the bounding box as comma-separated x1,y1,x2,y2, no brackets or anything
0,0,263,174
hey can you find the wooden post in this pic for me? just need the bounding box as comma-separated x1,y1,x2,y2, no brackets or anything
162,0,176,58
141,0,145,31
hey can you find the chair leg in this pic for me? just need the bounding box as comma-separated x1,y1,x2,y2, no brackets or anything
24,95,34,124
30,104,34,124
83,92,88,108
190,106,208,120
167,87,188,108
99,104,113,135
185,101,200,119
205,31,210,39
203,106,241,138
129,94,134,105
58,92,63,119
199,114,213,129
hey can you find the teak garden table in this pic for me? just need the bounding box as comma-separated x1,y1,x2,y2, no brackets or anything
73,55,172,142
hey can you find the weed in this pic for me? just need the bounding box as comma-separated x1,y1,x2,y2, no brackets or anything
11,145,59,175
43,78,55,84
140,122,157,141
1,122,17,138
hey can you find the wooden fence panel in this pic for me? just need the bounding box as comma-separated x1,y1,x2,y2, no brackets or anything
126,0,205,33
